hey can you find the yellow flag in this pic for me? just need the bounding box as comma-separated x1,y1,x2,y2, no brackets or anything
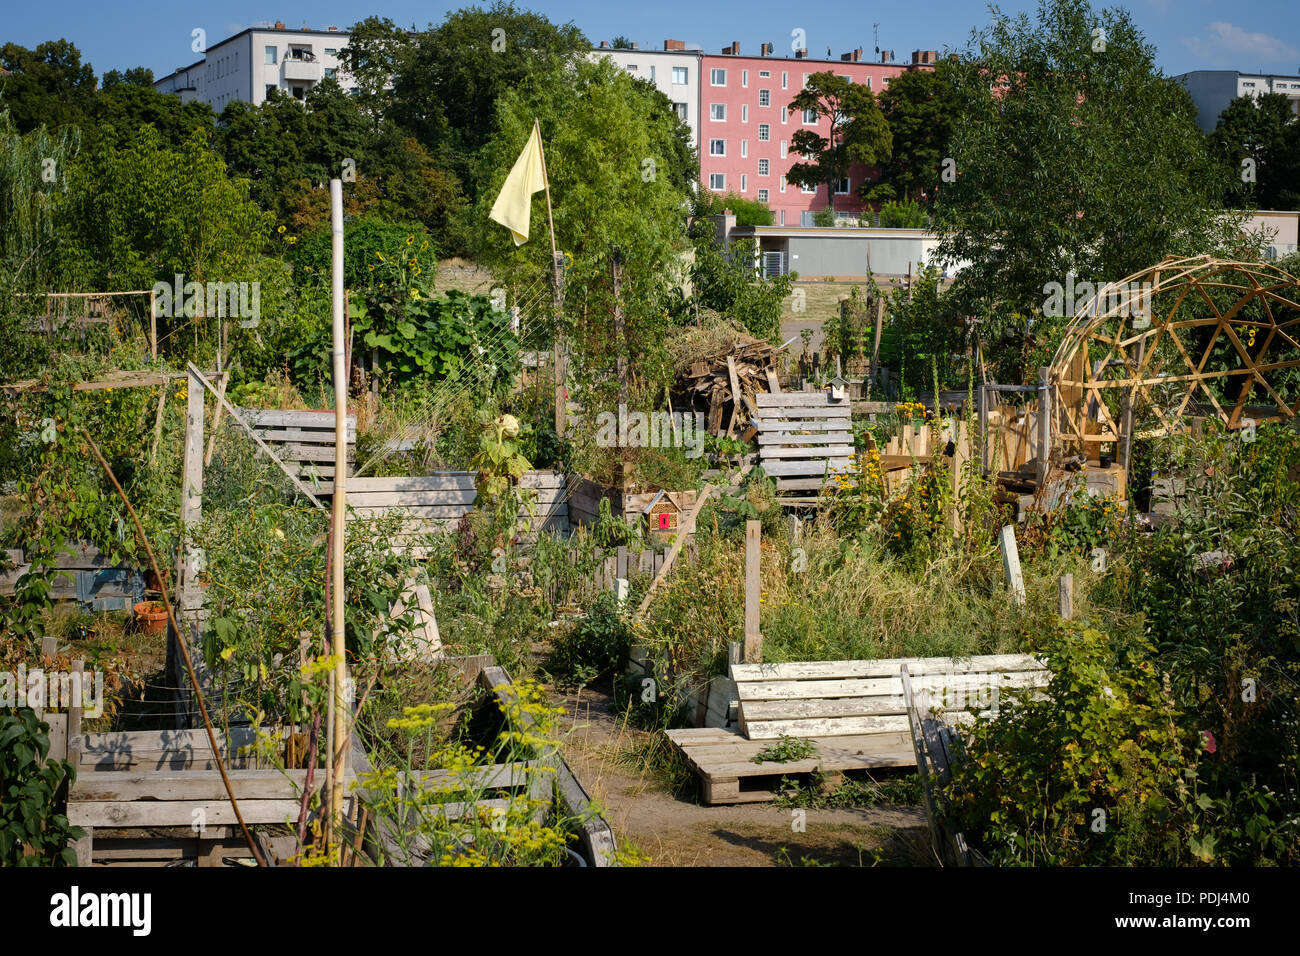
489,123,547,246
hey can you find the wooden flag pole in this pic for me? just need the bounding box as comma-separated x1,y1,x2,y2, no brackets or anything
535,118,567,438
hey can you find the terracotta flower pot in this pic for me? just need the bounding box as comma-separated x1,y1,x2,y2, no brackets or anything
134,601,169,636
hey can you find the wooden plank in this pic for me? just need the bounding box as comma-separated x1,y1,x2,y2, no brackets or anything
731,654,1045,681
67,799,350,828
726,355,742,436
1058,573,1074,620
755,392,848,407
756,431,854,445
774,477,833,492
237,409,356,428
736,670,1049,702
69,768,334,802
761,459,852,477
754,406,854,419
744,520,761,663
999,524,1027,605
760,444,856,459
765,369,780,393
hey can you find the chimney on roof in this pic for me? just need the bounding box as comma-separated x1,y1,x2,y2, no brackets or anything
855,48,863,62
328,25,339,32
630,41,639,50
911,49,937,65
665,39,685,51
841,52,852,61
881,49,893,63
274,20,285,29
762,42,774,56
599,40,610,49
795,48,807,59
721,42,739,55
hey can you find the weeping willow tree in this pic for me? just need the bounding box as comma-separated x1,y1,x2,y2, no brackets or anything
0,108,81,292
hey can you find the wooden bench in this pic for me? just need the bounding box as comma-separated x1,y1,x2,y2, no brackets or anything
667,654,1049,805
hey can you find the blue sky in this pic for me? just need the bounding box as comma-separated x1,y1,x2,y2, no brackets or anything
4,0,1299,80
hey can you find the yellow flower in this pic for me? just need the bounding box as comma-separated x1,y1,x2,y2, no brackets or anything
406,235,414,245
277,225,286,233
287,236,298,244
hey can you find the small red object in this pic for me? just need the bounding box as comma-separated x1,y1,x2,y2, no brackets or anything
658,513,671,530
1201,730,1217,754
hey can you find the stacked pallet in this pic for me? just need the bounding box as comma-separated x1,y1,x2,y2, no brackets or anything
0,543,142,611
235,408,356,491
753,391,853,492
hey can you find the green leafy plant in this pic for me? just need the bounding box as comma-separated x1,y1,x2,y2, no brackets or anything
752,734,818,764
0,708,83,866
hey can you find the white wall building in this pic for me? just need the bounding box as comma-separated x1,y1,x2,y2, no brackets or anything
1176,70,1300,133
588,41,702,148
154,23,353,111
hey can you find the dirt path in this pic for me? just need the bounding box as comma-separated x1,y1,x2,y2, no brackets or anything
552,683,931,867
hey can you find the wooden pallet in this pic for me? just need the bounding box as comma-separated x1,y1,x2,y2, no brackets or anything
665,726,915,804
753,391,853,493
235,407,356,491
346,471,569,551
732,654,1049,741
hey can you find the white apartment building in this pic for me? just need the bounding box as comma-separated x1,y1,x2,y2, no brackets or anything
154,22,353,110
1176,70,1300,133
589,40,702,148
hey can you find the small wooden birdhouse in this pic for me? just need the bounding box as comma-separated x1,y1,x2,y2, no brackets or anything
826,375,849,402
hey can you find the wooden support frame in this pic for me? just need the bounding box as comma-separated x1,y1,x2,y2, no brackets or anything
1047,256,1300,456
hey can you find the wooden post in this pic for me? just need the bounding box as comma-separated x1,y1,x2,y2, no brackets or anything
1119,339,1144,475
867,297,885,399
1058,574,1074,620
1037,366,1052,487
998,525,1026,606
328,179,350,852
203,371,229,466
149,289,157,361
150,387,167,465
178,367,204,613
744,520,762,662
726,355,742,436
978,384,990,477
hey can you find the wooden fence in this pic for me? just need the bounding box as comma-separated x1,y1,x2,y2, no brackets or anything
0,542,142,611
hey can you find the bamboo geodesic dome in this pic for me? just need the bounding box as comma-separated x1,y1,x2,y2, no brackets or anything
1047,255,1300,452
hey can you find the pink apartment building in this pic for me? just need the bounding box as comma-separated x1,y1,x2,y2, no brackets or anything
698,44,936,225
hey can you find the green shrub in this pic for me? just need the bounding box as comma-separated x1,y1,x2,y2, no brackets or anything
0,709,82,866
546,591,632,682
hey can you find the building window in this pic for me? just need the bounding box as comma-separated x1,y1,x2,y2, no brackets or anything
840,74,852,83
741,174,748,192
711,68,727,86
835,177,851,194
709,173,726,191
673,102,688,121
757,188,769,202
759,89,770,106
802,182,816,194
325,67,337,78
742,70,749,87
711,103,726,121
781,71,788,89
741,140,748,157
627,64,638,72
780,140,787,158
779,176,786,193
266,84,276,97
709,139,726,156
759,70,770,78
1243,81,1256,88
781,107,788,124
758,158,770,176
324,47,337,56
673,66,688,84
742,104,748,122
758,124,770,141
802,73,809,88
803,108,818,124
649,65,655,80
265,46,277,65
780,209,786,225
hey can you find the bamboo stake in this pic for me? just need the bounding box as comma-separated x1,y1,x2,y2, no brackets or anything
535,117,566,439
328,179,349,859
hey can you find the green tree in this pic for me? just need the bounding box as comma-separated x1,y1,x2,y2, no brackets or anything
933,0,1238,325
0,109,80,291
0,40,96,133
338,16,419,127
610,36,633,50
786,71,892,214
689,228,795,340
694,191,774,227
393,2,588,197
100,66,154,90
1209,93,1297,210
89,82,214,148
867,65,957,204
